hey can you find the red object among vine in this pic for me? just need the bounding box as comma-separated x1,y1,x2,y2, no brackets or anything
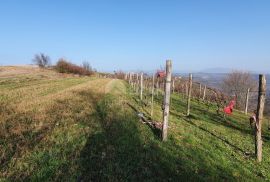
224,99,236,115
156,71,166,78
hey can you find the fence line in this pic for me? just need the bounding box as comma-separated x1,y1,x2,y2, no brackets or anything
123,64,267,163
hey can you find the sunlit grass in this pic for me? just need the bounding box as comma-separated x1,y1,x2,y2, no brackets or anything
1,69,270,181
127,86,270,181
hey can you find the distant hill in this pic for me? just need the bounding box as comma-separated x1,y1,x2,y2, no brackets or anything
199,67,233,74
174,72,270,93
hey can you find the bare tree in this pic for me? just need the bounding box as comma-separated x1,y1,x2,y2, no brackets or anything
221,71,257,110
33,53,50,68
82,61,92,72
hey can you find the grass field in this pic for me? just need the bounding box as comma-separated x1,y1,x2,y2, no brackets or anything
1,67,270,181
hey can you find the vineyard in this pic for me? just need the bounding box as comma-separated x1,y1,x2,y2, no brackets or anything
1,66,270,181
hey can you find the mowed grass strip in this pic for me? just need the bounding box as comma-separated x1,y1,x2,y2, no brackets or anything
0,73,111,180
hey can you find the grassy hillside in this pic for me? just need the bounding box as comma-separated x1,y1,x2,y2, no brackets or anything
130,88,270,181
1,67,270,181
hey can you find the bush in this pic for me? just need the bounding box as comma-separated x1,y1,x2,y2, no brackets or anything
55,59,93,76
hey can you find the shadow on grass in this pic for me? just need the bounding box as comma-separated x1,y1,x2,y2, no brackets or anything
126,101,162,139
191,104,252,135
78,94,239,181
0,105,58,173
3,89,105,181
170,95,254,137
3,88,258,181
169,108,252,157
185,115,249,155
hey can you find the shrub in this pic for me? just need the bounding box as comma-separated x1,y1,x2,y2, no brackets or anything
55,59,93,76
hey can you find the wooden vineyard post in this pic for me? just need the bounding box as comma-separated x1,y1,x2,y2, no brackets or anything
133,74,136,91
130,73,133,88
161,80,164,96
185,82,188,98
203,85,206,101
199,83,202,99
245,88,250,115
146,78,148,92
134,73,136,91
172,78,175,93
147,78,150,93
128,72,130,84
133,73,136,90
136,73,139,94
162,60,172,141
132,73,135,91
255,75,266,162
156,77,160,96
151,73,155,118
140,73,143,100
187,74,193,116
132,73,135,90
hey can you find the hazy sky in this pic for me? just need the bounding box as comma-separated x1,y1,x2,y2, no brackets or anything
0,0,270,72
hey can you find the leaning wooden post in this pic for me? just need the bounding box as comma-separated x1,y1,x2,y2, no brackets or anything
244,88,250,115
162,60,172,141
203,85,206,101
255,75,266,162
151,73,155,118
140,73,143,100
187,74,193,116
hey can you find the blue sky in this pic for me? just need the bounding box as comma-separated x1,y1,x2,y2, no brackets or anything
0,0,270,72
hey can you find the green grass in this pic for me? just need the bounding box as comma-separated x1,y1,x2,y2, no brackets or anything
1,70,270,181
126,87,270,181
